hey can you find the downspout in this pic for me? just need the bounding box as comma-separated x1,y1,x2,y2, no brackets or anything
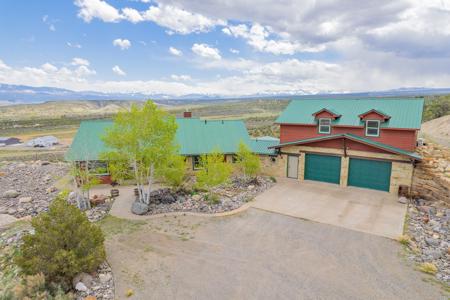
410,159,418,200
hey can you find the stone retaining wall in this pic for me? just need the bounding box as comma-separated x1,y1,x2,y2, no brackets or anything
412,142,450,204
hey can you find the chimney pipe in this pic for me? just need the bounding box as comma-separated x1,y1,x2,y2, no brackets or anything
183,111,192,118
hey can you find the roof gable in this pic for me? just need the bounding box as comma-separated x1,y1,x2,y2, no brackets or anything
276,98,424,129
358,109,391,121
312,108,341,119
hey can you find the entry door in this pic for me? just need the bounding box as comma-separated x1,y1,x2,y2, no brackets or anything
287,155,299,179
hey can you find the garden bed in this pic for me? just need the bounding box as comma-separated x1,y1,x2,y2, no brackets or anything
140,176,275,216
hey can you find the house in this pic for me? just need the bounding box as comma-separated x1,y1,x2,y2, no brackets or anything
65,112,279,180
269,98,424,193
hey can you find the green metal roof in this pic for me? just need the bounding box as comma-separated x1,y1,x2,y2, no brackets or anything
272,133,421,160
249,138,279,155
65,120,112,161
276,98,424,129
176,118,251,155
66,118,256,161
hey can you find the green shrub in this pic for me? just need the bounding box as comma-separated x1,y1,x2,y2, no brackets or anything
236,141,260,178
269,176,277,183
157,154,186,189
195,149,232,190
15,192,106,289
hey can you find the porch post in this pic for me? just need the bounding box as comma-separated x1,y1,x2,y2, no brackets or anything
340,156,349,187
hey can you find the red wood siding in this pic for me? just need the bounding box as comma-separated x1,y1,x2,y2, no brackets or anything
305,139,392,154
280,124,417,151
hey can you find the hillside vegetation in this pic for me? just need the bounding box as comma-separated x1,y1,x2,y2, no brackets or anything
423,95,450,122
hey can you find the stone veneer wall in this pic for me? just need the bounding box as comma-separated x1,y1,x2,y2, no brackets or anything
412,142,450,204
259,155,286,177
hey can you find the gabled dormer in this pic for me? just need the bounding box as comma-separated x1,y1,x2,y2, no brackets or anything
312,108,341,134
358,109,391,137
312,108,341,120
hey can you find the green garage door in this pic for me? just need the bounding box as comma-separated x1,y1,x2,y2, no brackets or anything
304,154,341,184
348,158,392,192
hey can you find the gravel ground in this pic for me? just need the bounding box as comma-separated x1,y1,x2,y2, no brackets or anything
405,199,450,284
106,208,449,300
0,161,68,218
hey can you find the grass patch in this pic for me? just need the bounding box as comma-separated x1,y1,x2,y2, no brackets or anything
397,235,411,246
97,215,146,237
205,193,220,205
418,262,438,275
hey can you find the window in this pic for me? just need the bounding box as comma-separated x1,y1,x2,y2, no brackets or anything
192,155,202,170
318,118,331,134
365,120,380,137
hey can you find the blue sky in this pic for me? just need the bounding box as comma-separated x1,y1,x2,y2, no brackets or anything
0,0,449,96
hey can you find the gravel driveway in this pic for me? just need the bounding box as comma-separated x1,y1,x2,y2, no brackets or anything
105,209,448,300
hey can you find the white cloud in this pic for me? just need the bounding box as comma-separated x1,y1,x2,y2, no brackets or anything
192,43,221,60
2,54,450,96
71,57,90,66
223,23,324,55
0,59,98,90
112,65,126,76
74,0,224,34
75,65,97,77
42,14,57,31
170,74,191,81
74,0,122,22
113,38,131,50
41,63,58,73
229,48,239,54
141,3,225,34
67,42,82,49
169,47,183,56
121,7,144,23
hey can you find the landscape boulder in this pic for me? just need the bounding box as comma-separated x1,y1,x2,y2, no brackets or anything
3,190,20,198
131,201,149,215
398,196,408,204
75,282,88,292
19,196,32,204
73,272,93,289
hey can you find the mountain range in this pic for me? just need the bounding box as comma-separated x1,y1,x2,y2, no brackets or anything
1,83,450,106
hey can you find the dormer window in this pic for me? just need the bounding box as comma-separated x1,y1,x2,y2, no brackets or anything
318,118,331,134
365,120,380,137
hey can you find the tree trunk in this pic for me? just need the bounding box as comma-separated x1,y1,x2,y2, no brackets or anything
144,164,155,205
133,160,145,203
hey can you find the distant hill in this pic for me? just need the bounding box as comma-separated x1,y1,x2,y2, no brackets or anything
0,100,145,121
421,115,450,147
2,83,450,104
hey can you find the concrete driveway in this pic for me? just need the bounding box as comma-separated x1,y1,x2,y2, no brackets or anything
105,209,446,300
251,178,406,239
